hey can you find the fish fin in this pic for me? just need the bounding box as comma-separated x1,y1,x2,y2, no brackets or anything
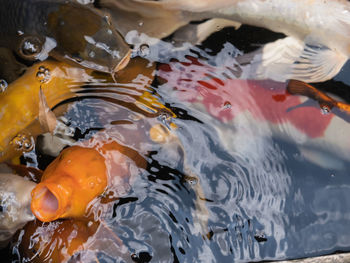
287,80,335,107
290,40,348,83
38,87,57,134
172,18,241,45
239,36,348,83
239,37,305,81
99,0,194,39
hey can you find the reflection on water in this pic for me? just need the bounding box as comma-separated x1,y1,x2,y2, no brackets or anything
9,33,350,262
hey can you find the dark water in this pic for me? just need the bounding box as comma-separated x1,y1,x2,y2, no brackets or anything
5,26,350,262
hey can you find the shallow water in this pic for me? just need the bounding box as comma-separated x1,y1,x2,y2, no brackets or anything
3,26,350,262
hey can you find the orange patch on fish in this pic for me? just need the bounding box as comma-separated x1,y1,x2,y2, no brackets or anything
158,59,334,139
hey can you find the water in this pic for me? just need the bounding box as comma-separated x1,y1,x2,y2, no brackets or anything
3,26,350,262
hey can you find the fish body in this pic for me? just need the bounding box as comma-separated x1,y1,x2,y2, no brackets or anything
30,139,146,222
0,60,92,161
158,57,350,168
107,0,350,82
30,145,109,222
0,0,131,74
0,172,36,244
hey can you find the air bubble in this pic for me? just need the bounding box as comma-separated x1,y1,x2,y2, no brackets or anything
10,134,34,152
36,66,51,83
0,79,8,92
223,101,232,109
184,176,198,186
158,112,173,128
321,105,331,115
138,44,150,57
20,37,42,58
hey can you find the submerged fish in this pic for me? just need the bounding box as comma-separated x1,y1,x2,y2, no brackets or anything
0,0,131,74
158,56,350,169
20,213,130,262
103,0,350,83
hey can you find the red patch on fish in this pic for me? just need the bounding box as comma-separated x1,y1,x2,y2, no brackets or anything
158,58,333,138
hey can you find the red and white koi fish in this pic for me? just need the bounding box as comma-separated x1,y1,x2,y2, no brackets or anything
158,57,350,169
102,0,350,83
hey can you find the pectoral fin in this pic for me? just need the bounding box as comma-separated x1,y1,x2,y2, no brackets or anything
239,36,348,83
38,88,57,134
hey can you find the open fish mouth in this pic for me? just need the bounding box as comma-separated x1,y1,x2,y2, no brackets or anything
115,49,132,73
111,49,132,82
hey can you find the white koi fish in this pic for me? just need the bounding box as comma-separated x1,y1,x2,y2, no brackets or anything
101,0,350,83
0,166,36,245
157,55,350,170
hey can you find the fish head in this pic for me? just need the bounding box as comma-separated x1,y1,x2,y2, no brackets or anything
47,4,131,74
0,174,36,242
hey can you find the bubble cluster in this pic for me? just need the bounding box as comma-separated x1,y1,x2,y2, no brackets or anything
36,66,51,83
10,133,34,152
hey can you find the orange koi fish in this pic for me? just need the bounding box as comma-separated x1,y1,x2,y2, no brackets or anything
19,214,131,263
30,139,146,222
2,57,164,262
29,56,160,222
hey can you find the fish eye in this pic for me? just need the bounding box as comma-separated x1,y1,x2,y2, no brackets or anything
0,205,4,213
18,36,43,60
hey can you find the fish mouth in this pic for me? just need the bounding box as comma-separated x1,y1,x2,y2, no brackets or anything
115,49,132,73
31,184,61,222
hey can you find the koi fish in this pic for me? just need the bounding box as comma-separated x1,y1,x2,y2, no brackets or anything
102,0,350,83
0,0,131,76
29,57,160,222
0,170,36,244
158,56,350,169
19,215,131,262
0,60,92,161
0,55,159,162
